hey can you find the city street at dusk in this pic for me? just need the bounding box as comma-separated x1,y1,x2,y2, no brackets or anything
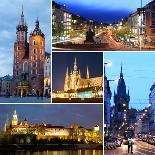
104,52,155,155
105,140,155,155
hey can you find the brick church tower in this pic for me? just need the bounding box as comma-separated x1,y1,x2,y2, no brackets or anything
29,18,45,95
12,8,45,96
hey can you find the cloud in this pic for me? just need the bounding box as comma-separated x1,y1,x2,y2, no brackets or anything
0,0,50,77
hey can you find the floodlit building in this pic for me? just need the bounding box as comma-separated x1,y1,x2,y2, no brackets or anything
52,57,103,99
4,110,102,144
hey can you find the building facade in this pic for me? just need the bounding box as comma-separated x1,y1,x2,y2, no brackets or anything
104,66,111,137
52,1,72,42
113,65,130,134
149,82,155,135
4,110,102,144
0,75,12,96
44,53,51,97
12,8,49,97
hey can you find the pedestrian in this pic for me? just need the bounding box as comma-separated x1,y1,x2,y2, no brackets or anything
128,137,133,153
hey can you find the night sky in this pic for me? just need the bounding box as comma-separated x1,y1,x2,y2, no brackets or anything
55,0,151,23
0,104,103,132
52,52,103,91
0,0,50,77
104,52,155,110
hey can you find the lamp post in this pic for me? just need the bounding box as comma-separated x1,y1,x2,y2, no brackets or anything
140,0,143,51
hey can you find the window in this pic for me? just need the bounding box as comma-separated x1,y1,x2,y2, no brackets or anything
32,69,36,75
33,40,36,45
33,49,36,54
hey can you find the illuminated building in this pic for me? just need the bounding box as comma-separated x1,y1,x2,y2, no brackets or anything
52,1,72,42
12,7,50,96
44,53,51,96
4,110,102,144
53,57,103,99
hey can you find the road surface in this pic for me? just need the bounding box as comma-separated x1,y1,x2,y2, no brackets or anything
105,141,155,155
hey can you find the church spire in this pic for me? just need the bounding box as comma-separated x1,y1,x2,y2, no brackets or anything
120,64,123,79
86,66,90,79
20,5,25,25
74,57,77,71
66,67,69,77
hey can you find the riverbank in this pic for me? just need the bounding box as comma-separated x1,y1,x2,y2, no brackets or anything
0,144,103,151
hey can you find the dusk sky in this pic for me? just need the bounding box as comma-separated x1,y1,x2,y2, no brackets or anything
56,0,151,23
52,52,103,91
104,52,155,110
0,104,103,132
0,0,50,77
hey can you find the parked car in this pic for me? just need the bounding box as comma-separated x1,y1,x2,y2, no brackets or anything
105,139,116,147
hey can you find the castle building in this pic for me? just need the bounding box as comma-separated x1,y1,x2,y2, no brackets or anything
113,65,130,134
4,110,102,144
53,57,103,99
12,8,49,96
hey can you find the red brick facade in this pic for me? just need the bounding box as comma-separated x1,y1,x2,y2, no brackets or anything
12,10,45,96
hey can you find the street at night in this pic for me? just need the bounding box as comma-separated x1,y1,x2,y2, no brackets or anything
105,140,155,155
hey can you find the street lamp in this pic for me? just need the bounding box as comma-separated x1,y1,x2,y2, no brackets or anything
104,62,112,67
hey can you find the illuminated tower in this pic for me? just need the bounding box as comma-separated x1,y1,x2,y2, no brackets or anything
12,110,18,126
86,66,90,79
13,7,29,95
70,57,80,90
64,67,70,91
29,17,45,94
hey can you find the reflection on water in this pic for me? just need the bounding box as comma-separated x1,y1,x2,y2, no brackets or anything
0,150,103,155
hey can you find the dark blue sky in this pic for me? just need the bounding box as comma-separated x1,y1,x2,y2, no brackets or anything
56,0,151,23
104,52,155,110
0,104,103,132
52,52,103,91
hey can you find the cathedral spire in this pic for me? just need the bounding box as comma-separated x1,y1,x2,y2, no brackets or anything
86,66,90,79
66,67,69,77
74,57,77,71
120,63,123,79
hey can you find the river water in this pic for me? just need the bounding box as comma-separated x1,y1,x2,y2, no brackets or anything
0,150,103,155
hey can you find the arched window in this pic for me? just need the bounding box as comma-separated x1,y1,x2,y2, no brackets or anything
23,61,28,73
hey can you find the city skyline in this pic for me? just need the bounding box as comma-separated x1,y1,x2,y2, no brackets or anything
56,0,151,23
104,52,155,110
52,52,103,91
0,0,50,77
0,104,103,132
